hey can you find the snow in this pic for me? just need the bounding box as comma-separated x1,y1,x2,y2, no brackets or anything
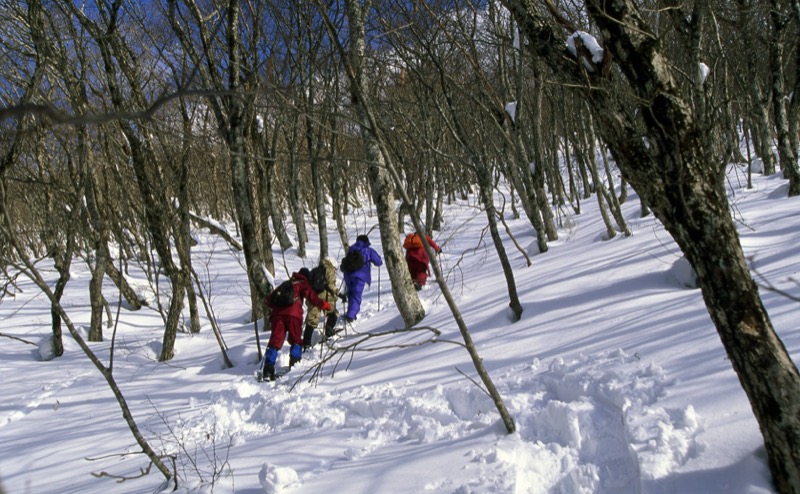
566,32,604,71
699,63,710,84
505,101,517,123
1,165,796,494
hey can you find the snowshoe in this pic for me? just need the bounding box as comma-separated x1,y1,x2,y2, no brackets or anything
256,366,289,382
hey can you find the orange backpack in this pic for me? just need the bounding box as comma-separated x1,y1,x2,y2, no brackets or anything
403,233,423,250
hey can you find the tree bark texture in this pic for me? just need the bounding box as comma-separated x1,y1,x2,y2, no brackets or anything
769,0,800,196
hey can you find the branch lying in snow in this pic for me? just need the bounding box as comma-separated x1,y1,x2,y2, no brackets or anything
284,325,459,392
0,332,37,346
88,452,176,485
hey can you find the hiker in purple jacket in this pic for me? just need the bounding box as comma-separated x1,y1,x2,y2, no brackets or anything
341,234,383,322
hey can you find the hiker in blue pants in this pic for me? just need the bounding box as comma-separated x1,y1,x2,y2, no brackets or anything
341,234,382,322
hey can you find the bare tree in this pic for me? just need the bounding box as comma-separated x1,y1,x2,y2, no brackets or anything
167,0,273,321
323,0,427,327
61,1,192,357
768,0,800,195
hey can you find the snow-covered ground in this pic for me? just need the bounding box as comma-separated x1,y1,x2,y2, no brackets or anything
0,165,795,493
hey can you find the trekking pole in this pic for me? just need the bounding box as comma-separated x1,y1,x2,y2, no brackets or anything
254,317,262,361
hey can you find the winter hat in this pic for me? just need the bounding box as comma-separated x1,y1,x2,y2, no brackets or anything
298,267,311,279
356,234,370,246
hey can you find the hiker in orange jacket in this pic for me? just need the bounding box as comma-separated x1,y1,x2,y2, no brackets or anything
403,232,441,290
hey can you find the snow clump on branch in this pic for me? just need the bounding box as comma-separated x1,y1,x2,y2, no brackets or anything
566,31,605,72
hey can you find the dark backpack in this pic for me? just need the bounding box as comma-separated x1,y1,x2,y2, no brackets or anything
340,249,365,273
270,280,297,307
309,265,326,293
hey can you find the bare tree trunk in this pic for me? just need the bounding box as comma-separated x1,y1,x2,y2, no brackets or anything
50,191,81,356
286,118,308,258
750,81,777,175
601,148,631,236
305,101,329,259
177,100,201,333
266,165,293,251
563,136,581,213
329,123,350,252
527,62,558,242
769,0,800,195
477,166,524,320
64,1,188,359
253,121,280,273
105,262,145,310
339,0,425,327
255,160,276,276
78,122,110,340
432,176,445,231
582,123,616,240
167,0,273,325
791,0,800,162
51,256,69,357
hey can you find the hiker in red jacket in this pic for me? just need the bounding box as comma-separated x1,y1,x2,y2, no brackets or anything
261,269,331,381
403,232,441,290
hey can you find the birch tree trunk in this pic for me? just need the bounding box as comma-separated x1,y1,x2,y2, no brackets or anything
342,0,425,327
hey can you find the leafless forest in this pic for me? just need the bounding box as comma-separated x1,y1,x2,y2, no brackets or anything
1,1,799,491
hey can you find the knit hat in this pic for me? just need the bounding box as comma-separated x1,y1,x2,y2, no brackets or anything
356,234,370,246
298,267,311,279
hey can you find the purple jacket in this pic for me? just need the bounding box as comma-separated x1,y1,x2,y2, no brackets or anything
343,239,383,285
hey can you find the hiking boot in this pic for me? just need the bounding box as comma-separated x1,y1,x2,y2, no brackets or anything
413,281,422,291
263,363,276,381
324,314,338,337
289,344,302,369
325,312,338,329
302,324,315,351
262,346,278,381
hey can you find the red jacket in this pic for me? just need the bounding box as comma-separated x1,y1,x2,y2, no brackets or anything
267,272,327,320
405,234,441,264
